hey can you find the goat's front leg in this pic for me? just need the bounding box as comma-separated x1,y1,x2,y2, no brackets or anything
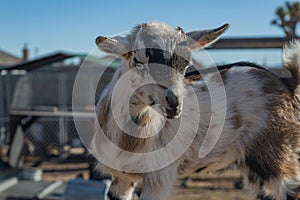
107,176,136,200
140,165,177,200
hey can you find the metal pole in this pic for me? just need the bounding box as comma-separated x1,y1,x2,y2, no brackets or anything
58,72,68,159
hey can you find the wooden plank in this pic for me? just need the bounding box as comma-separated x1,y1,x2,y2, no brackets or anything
8,125,24,168
42,182,67,200
0,177,18,193
36,180,64,199
0,181,54,199
10,110,95,118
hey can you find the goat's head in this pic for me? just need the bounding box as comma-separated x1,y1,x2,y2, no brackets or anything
96,22,229,120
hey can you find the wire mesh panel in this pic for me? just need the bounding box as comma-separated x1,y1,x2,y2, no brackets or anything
24,116,94,157
0,57,117,161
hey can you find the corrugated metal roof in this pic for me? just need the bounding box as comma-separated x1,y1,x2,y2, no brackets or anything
0,52,73,71
0,52,120,71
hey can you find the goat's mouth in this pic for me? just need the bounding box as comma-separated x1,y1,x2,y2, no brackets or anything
165,107,182,119
150,104,181,119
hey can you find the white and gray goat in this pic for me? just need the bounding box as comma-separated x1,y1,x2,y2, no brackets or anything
93,22,300,200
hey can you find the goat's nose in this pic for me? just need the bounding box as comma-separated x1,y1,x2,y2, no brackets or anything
166,89,179,109
165,89,181,118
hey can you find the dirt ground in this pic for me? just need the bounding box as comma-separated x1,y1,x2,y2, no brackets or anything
174,172,255,200
0,148,256,200
39,160,255,200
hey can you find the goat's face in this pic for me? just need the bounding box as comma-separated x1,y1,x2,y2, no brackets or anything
127,24,190,119
96,22,229,119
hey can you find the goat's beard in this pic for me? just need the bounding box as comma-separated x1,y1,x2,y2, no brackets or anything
129,103,164,126
126,102,166,138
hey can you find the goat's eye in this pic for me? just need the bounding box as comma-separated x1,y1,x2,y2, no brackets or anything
135,63,144,70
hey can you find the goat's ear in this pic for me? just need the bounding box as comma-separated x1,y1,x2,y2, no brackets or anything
95,36,131,55
187,24,230,50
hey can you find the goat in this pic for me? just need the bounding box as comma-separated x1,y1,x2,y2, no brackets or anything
93,22,300,200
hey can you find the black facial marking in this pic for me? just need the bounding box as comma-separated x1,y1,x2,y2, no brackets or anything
145,48,189,73
146,48,172,66
133,57,144,64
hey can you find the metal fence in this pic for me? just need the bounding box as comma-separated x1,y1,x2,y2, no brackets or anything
0,60,115,161
24,116,93,157
0,72,22,147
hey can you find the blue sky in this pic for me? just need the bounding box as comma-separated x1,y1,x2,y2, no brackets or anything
0,0,295,66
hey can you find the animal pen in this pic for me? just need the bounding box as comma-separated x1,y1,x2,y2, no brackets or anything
0,52,118,167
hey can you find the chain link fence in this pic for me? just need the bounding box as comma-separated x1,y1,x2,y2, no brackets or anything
0,57,117,162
